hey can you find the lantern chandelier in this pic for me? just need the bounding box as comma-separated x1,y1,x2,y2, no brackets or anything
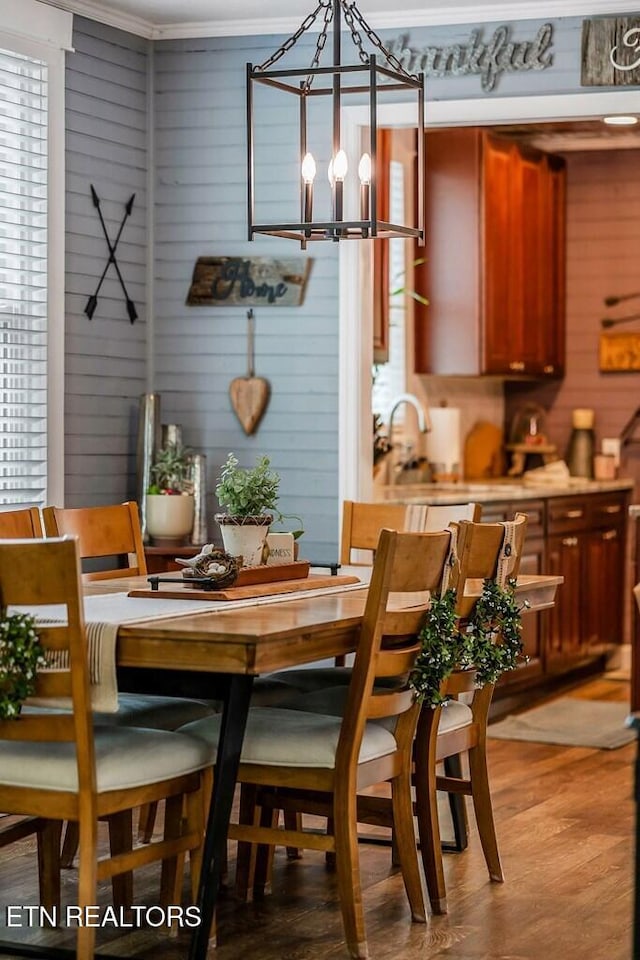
246,0,425,246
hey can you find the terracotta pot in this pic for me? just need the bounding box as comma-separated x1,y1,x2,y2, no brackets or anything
215,513,272,567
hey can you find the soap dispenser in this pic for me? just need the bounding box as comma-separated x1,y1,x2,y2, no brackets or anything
566,408,595,478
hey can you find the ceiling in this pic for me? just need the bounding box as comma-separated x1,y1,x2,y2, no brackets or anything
495,120,640,152
41,0,640,38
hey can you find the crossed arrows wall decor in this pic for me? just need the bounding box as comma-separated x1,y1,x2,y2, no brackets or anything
85,185,138,324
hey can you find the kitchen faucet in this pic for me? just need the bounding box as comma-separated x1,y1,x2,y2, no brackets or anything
388,393,431,481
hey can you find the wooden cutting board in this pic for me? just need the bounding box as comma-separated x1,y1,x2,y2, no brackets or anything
464,421,505,479
128,572,361,602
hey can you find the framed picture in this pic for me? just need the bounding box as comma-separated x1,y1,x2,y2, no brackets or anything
599,331,640,371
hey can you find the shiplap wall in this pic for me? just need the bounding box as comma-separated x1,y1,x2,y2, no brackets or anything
62,13,638,554
153,34,339,557
64,18,148,506
506,149,640,491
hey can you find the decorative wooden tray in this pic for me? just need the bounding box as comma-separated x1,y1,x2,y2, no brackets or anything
128,569,361,602
146,560,310,592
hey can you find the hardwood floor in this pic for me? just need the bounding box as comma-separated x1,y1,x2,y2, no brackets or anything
0,677,634,959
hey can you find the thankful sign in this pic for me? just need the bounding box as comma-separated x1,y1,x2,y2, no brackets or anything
186,257,311,307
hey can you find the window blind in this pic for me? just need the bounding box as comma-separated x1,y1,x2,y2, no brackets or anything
0,47,47,505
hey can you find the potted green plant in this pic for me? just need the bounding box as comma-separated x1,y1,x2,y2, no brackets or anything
214,453,281,566
146,441,195,545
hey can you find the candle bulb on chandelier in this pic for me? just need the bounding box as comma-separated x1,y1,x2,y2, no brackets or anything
358,152,371,224
301,152,316,224
332,149,348,225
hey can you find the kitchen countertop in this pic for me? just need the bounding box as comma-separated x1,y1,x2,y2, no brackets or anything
374,477,635,506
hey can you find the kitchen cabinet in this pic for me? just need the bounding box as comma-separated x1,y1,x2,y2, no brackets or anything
545,492,626,671
414,128,566,378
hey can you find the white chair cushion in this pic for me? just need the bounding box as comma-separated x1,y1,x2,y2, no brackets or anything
437,699,473,732
0,727,212,793
258,667,353,697
180,707,398,769
23,694,219,730
96,693,219,729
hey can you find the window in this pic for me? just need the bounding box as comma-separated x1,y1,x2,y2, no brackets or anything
0,2,70,506
0,47,48,504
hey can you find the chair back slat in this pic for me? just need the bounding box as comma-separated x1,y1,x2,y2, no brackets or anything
368,688,416,719
340,501,408,563
0,507,43,539
0,714,76,741
376,642,422,678
32,671,73,699
43,502,147,579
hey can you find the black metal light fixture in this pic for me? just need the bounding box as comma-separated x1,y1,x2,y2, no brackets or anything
246,0,425,247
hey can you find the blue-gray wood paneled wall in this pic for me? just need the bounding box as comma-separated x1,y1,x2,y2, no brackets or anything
63,12,634,555
153,33,339,558
65,17,148,507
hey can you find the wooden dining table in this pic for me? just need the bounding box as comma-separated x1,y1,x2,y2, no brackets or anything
78,570,560,960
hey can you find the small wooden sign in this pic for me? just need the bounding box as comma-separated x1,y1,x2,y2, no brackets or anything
599,331,640,372
186,256,311,307
582,17,640,86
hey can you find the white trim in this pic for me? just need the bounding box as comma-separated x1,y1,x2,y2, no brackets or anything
339,86,640,503
37,0,640,40
46,45,66,505
0,0,73,49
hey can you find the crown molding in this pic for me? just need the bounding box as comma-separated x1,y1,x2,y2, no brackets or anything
42,0,153,38
41,0,640,42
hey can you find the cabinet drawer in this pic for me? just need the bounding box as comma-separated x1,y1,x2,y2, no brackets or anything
588,493,626,530
547,497,589,535
509,500,545,539
480,502,510,524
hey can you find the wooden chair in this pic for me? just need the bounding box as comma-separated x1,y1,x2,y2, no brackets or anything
0,537,212,960
414,512,529,914
273,512,529,915
42,502,217,854
182,528,456,958
0,506,43,538
0,506,52,907
42,501,146,580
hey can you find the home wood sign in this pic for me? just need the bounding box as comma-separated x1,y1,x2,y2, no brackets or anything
582,17,640,86
186,257,311,307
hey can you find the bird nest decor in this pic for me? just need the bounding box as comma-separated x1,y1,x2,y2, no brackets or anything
175,544,241,589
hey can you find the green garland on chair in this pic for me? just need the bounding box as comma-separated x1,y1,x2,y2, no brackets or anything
410,578,529,708
0,612,47,719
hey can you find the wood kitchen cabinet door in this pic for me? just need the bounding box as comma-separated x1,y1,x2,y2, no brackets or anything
482,135,516,375
546,532,584,667
415,127,566,378
585,526,624,651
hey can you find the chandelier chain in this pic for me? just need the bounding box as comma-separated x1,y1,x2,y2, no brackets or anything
256,0,330,72
341,0,418,81
303,2,334,91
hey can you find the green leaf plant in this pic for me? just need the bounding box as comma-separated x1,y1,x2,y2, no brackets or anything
215,453,304,538
410,578,529,708
0,611,47,719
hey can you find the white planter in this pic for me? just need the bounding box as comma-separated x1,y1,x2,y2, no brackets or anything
216,514,272,567
146,494,195,545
